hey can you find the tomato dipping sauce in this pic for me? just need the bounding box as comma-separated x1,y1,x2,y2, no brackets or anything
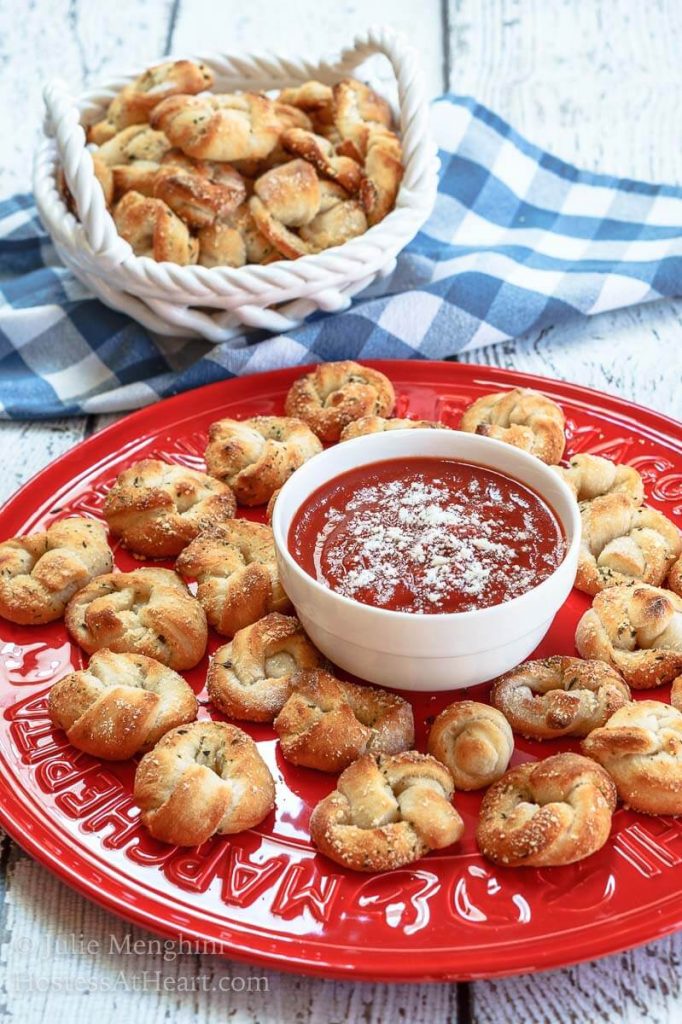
288,457,566,614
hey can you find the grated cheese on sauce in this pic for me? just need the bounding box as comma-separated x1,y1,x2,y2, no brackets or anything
289,458,565,615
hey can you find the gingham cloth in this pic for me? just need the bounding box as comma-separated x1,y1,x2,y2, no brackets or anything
2,95,682,419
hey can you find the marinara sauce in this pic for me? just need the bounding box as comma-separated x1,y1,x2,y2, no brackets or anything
288,457,566,614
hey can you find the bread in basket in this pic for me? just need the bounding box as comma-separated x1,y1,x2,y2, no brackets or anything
34,28,438,342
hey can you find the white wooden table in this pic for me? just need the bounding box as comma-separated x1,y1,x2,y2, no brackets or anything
1,1,682,1020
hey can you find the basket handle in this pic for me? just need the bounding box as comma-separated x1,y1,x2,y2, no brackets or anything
340,26,436,196
43,79,126,260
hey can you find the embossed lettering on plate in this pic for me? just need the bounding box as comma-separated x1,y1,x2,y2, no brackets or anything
356,870,440,935
613,818,682,879
452,864,531,925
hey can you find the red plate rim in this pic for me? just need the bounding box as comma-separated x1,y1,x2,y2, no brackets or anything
1,360,681,983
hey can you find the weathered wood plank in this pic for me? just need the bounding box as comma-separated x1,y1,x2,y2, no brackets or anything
472,941,682,1024
172,0,446,96
0,421,87,505
1,852,462,1021
0,0,174,198
458,297,682,420
449,0,682,180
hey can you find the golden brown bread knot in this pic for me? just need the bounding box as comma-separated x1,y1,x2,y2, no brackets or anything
284,361,395,442
274,669,415,772
63,155,98,207
197,203,278,269
262,489,278,528
332,79,393,159
153,151,246,229
65,567,207,670
205,416,322,507
668,555,682,597
553,454,644,505
272,101,313,134
278,81,334,132
329,79,402,225
207,613,324,722
92,152,115,206
113,191,198,264
150,92,281,162
89,70,403,267
280,128,362,194
266,488,281,524
249,158,368,259
248,195,310,260
97,125,172,199
339,415,447,441
476,752,617,867
670,676,682,710
576,494,680,595
0,517,112,625
310,750,463,872
88,59,214,144
48,649,197,760
197,220,246,268
359,125,404,226
176,521,290,636
459,388,566,464
253,159,321,227
582,700,682,815
575,582,682,689
298,182,368,252
134,720,275,846
59,152,115,210
227,139,302,183
103,458,236,557
426,701,513,790
490,656,631,739
249,173,370,259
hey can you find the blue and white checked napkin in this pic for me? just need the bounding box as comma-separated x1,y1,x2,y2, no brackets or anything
2,95,682,419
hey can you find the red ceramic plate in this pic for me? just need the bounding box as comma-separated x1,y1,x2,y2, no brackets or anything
1,361,681,983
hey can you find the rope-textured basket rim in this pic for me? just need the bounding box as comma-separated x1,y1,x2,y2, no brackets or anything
33,26,439,337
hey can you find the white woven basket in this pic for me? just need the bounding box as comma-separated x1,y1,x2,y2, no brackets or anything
33,26,438,343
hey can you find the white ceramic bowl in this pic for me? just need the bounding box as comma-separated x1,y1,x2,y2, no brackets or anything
272,430,580,691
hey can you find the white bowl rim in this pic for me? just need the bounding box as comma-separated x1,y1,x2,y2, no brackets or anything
272,429,581,625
